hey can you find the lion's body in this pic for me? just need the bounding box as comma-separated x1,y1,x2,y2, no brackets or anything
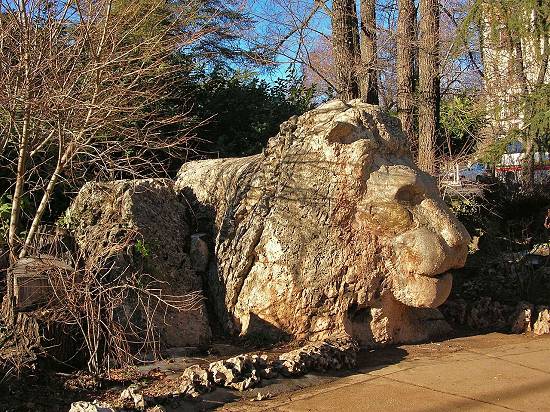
176,100,470,346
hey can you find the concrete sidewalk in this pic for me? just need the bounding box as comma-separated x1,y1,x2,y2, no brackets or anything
222,333,550,412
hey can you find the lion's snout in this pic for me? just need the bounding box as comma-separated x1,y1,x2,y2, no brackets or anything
393,225,469,278
390,207,470,308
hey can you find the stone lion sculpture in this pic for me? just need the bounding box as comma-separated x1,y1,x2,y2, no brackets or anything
175,99,470,346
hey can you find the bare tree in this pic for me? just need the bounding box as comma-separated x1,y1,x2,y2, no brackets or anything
396,0,417,149
359,0,379,103
0,0,208,261
418,0,441,173
331,0,361,100
1,229,203,374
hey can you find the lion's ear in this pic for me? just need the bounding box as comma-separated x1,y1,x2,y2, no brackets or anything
326,121,361,145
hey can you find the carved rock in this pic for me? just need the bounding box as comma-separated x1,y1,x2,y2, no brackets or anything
175,99,470,346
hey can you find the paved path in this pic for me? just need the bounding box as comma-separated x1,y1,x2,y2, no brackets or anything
221,333,550,412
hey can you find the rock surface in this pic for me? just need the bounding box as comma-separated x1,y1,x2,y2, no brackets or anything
175,99,470,346
277,338,357,376
66,178,211,347
533,306,550,335
177,338,357,397
510,302,534,334
68,401,114,412
120,384,146,410
466,297,510,331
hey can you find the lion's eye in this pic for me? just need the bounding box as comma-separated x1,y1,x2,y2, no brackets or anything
395,185,424,206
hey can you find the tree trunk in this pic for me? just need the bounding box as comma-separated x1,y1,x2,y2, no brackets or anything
8,0,31,264
509,36,532,191
521,140,535,191
359,0,378,104
396,0,417,150
417,0,440,174
331,0,361,101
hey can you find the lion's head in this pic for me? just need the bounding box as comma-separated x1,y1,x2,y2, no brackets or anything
176,99,470,345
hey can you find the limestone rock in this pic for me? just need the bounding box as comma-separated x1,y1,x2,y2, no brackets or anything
440,299,468,325
534,306,550,335
148,407,167,412
175,99,470,346
180,364,213,396
179,381,202,399
259,366,278,379
467,297,509,331
69,401,114,412
229,370,261,391
66,179,211,348
277,338,357,376
209,360,238,384
190,233,209,272
510,302,534,334
178,339,353,397
120,384,146,411
207,353,268,391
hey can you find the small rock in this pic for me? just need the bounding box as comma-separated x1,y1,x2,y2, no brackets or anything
251,354,268,368
69,401,114,412
226,355,252,374
510,302,534,334
120,384,146,411
209,360,238,385
148,406,167,412
278,338,357,376
179,364,213,397
441,299,468,325
534,306,550,335
467,297,509,331
259,366,278,379
182,364,211,388
179,381,202,398
254,392,272,401
230,371,260,391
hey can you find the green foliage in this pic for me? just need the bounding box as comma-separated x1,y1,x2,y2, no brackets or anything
135,239,150,258
0,200,10,218
110,0,172,43
0,197,11,246
456,1,549,171
440,94,486,156
56,210,72,229
449,196,482,220
190,67,316,157
109,0,256,65
480,86,550,165
523,84,550,148
479,134,516,165
495,0,549,44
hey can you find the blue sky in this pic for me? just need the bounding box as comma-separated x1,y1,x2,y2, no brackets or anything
245,0,400,82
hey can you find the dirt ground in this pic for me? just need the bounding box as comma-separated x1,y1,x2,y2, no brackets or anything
2,332,548,412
